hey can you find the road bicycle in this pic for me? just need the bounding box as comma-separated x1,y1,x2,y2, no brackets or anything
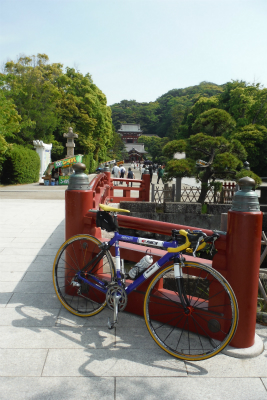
53,204,238,361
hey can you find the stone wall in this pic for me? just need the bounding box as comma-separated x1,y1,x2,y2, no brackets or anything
119,202,221,238
119,201,267,234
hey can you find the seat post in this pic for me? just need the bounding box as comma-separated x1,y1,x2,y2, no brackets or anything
113,212,119,232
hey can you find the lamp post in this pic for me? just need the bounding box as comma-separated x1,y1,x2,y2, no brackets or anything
63,127,78,158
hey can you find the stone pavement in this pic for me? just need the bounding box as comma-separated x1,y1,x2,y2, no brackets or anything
0,197,267,398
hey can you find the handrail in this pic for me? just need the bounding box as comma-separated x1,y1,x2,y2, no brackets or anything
111,178,143,183
85,210,215,237
90,173,108,191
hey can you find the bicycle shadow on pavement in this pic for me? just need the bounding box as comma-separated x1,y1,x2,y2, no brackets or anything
7,220,267,380
8,220,205,379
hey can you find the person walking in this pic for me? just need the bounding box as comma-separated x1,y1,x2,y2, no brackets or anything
119,164,126,181
141,164,145,179
157,165,164,184
113,163,120,186
127,167,135,187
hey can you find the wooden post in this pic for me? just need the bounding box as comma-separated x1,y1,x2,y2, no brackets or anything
176,177,181,202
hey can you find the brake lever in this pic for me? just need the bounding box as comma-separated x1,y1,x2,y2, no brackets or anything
210,235,219,256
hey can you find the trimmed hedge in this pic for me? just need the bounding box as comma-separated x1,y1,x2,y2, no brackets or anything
1,145,40,184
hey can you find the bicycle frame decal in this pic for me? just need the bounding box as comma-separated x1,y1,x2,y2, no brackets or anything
115,240,121,272
108,231,178,250
137,238,164,247
143,261,160,278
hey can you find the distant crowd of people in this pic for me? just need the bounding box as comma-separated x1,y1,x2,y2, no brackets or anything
140,162,165,184
112,163,135,186
110,161,165,186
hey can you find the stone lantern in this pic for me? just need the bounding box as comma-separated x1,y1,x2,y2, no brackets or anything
63,127,78,158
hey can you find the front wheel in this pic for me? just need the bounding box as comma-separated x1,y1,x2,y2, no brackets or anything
53,234,115,317
144,262,238,361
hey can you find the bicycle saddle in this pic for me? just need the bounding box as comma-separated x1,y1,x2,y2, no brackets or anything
99,204,130,213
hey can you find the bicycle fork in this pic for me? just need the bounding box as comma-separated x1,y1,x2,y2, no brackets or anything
174,258,191,313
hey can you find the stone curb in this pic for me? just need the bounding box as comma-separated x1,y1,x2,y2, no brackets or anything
222,334,264,359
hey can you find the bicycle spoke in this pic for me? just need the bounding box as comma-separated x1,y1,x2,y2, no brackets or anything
53,236,114,317
144,262,238,360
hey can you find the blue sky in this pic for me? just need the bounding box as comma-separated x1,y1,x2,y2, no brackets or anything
1,0,267,105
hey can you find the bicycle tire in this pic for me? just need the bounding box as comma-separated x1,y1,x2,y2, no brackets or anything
144,261,238,361
53,234,115,317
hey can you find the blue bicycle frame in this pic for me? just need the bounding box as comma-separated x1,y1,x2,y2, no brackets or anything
76,230,182,296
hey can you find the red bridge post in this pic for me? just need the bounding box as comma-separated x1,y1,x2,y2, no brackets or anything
65,163,93,241
140,168,150,202
224,177,262,348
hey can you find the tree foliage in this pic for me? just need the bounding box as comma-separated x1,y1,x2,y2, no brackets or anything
107,127,127,161
0,85,21,174
231,124,267,176
111,79,267,178
192,109,236,137
138,135,169,163
110,82,223,140
163,132,250,203
0,54,113,172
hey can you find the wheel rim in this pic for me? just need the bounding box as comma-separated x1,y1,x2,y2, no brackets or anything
53,235,114,316
144,263,238,360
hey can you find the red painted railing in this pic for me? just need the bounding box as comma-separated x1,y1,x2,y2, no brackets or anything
65,170,262,350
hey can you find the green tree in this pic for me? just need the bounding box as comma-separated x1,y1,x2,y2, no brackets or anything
110,100,160,135
231,124,267,176
1,54,113,166
163,133,250,203
219,80,267,128
2,54,62,145
0,87,21,174
0,87,21,139
55,67,113,163
107,127,127,161
138,135,169,163
192,109,236,137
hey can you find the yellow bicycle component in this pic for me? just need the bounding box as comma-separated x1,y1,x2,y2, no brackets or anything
167,229,191,253
99,204,130,213
167,229,208,254
197,241,207,251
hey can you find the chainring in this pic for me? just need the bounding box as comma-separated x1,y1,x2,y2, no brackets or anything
106,283,128,312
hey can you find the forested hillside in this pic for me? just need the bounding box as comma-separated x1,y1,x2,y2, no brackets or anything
110,82,223,139
111,81,267,176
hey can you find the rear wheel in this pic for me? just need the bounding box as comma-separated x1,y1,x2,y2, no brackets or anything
144,262,238,361
53,234,115,317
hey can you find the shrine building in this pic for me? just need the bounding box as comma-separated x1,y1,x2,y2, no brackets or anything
118,123,146,162
118,123,143,143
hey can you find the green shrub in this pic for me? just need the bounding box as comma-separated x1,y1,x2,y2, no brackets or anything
1,145,40,184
